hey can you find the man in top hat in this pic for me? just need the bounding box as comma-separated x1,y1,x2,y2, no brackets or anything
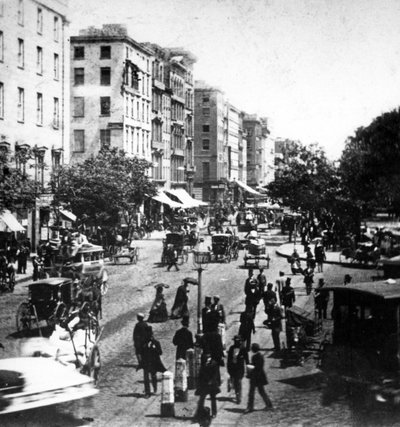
172,316,194,360
212,295,225,324
227,335,249,404
202,296,220,333
166,243,179,272
133,313,151,368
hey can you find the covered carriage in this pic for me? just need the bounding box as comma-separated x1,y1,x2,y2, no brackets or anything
161,232,189,265
210,233,237,263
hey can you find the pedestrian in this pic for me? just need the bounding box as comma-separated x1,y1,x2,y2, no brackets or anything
202,296,219,333
200,330,225,367
269,302,283,351
212,295,225,324
262,283,277,325
303,267,314,295
148,283,169,323
289,249,302,275
31,254,41,281
170,279,189,319
166,243,179,272
314,278,329,319
343,274,352,286
227,335,249,404
239,309,255,352
194,353,221,420
245,278,261,319
141,326,166,397
306,247,315,270
133,313,151,368
314,241,326,273
275,271,286,304
257,267,267,295
281,278,296,315
172,316,194,360
17,243,28,274
244,343,273,413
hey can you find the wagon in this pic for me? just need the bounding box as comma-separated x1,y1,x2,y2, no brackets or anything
243,237,270,268
16,278,73,333
161,233,189,265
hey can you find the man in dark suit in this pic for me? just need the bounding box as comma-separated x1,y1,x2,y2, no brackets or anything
172,316,194,360
133,313,151,367
244,343,273,413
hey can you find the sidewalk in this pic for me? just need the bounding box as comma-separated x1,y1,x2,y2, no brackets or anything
276,242,343,265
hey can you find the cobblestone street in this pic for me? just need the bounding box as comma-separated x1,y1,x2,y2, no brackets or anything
1,232,399,426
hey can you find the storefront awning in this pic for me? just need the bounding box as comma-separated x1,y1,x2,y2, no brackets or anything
233,180,262,195
60,209,77,222
0,210,25,232
152,191,183,209
166,189,208,208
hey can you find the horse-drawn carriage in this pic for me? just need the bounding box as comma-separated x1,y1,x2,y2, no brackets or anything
209,234,238,263
161,233,189,265
339,241,381,266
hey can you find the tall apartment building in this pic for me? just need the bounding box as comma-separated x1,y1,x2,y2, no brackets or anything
0,0,70,249
243,114,274,190
70,24,152,164
194,81,246,203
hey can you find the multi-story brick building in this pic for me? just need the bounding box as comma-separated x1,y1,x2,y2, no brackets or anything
70,24,152,164
0,0,70,249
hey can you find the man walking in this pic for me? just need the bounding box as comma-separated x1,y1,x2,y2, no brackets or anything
133,313,150,368
244,343,273,413
281,278,296,316
166,244,179,272
227,336,249,404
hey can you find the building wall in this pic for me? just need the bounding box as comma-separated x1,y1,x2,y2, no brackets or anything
0,0,70,248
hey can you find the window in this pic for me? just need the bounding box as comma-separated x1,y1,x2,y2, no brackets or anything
100,67,111,85
18,0,23,25
53,97,59,128
73,97,84,117
74,68,84,85
100,96,110,116
202,162,210,181
100,129,111,148
0,82,3,119
202,107,210,116
54,17,59,42
18,39,24,68
36,47,43,74
202,97,209,103
17,87,24,122
54,53,59,80
52,150,61,171
100,46,111,59
74,46,84,59
202,139,210,150
73,130,85,152
202,124,210,132
0,31,4,62
37,8,43,34
36,93,43,125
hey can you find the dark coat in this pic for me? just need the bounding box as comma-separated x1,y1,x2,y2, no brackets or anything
195,358,221,396
173,327,194,360
133,320,151,351
202,307,220,332
281,285,295,307
249,351,268,386
200,331,224,366
227,345,249,378
141,337,166,374
170,284,189,319
239,311,255,338
148,293,168,323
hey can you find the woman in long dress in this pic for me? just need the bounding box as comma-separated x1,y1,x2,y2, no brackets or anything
148,284,169,323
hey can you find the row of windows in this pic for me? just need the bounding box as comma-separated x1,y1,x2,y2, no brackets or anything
74,45,111,60
124,126,150,157
73,67,110,86
73,96,111,117
0,82,59,126
11,0,60,41
125,94,150,123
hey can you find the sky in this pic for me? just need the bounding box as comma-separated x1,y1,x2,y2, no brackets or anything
69,0,400,159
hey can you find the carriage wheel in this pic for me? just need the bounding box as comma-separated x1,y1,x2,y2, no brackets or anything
88,346,101,385
100,280,108,296
16,303,32,332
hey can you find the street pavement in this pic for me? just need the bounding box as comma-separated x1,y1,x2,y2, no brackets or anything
0,229,394,426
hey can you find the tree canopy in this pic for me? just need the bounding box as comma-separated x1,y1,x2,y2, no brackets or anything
266,141,339,214
51,148,157,232
339,108,400,216
0,150,38,212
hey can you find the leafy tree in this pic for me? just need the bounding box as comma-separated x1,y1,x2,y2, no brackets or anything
339,108,400,217
266,141,339,214
50,148,157,234
0,150,38,212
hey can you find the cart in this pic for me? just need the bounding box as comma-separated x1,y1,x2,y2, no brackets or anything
243,238,270,268
112,244,139,265
16,278,73,334
161,233,189,265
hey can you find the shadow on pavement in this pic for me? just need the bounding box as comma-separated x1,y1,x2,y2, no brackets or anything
278,372,325,390
116,392,144,398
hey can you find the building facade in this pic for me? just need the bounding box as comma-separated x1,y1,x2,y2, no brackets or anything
70,24,152,164
0,0,70,249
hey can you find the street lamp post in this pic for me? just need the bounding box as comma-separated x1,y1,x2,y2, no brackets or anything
192,243,210,337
